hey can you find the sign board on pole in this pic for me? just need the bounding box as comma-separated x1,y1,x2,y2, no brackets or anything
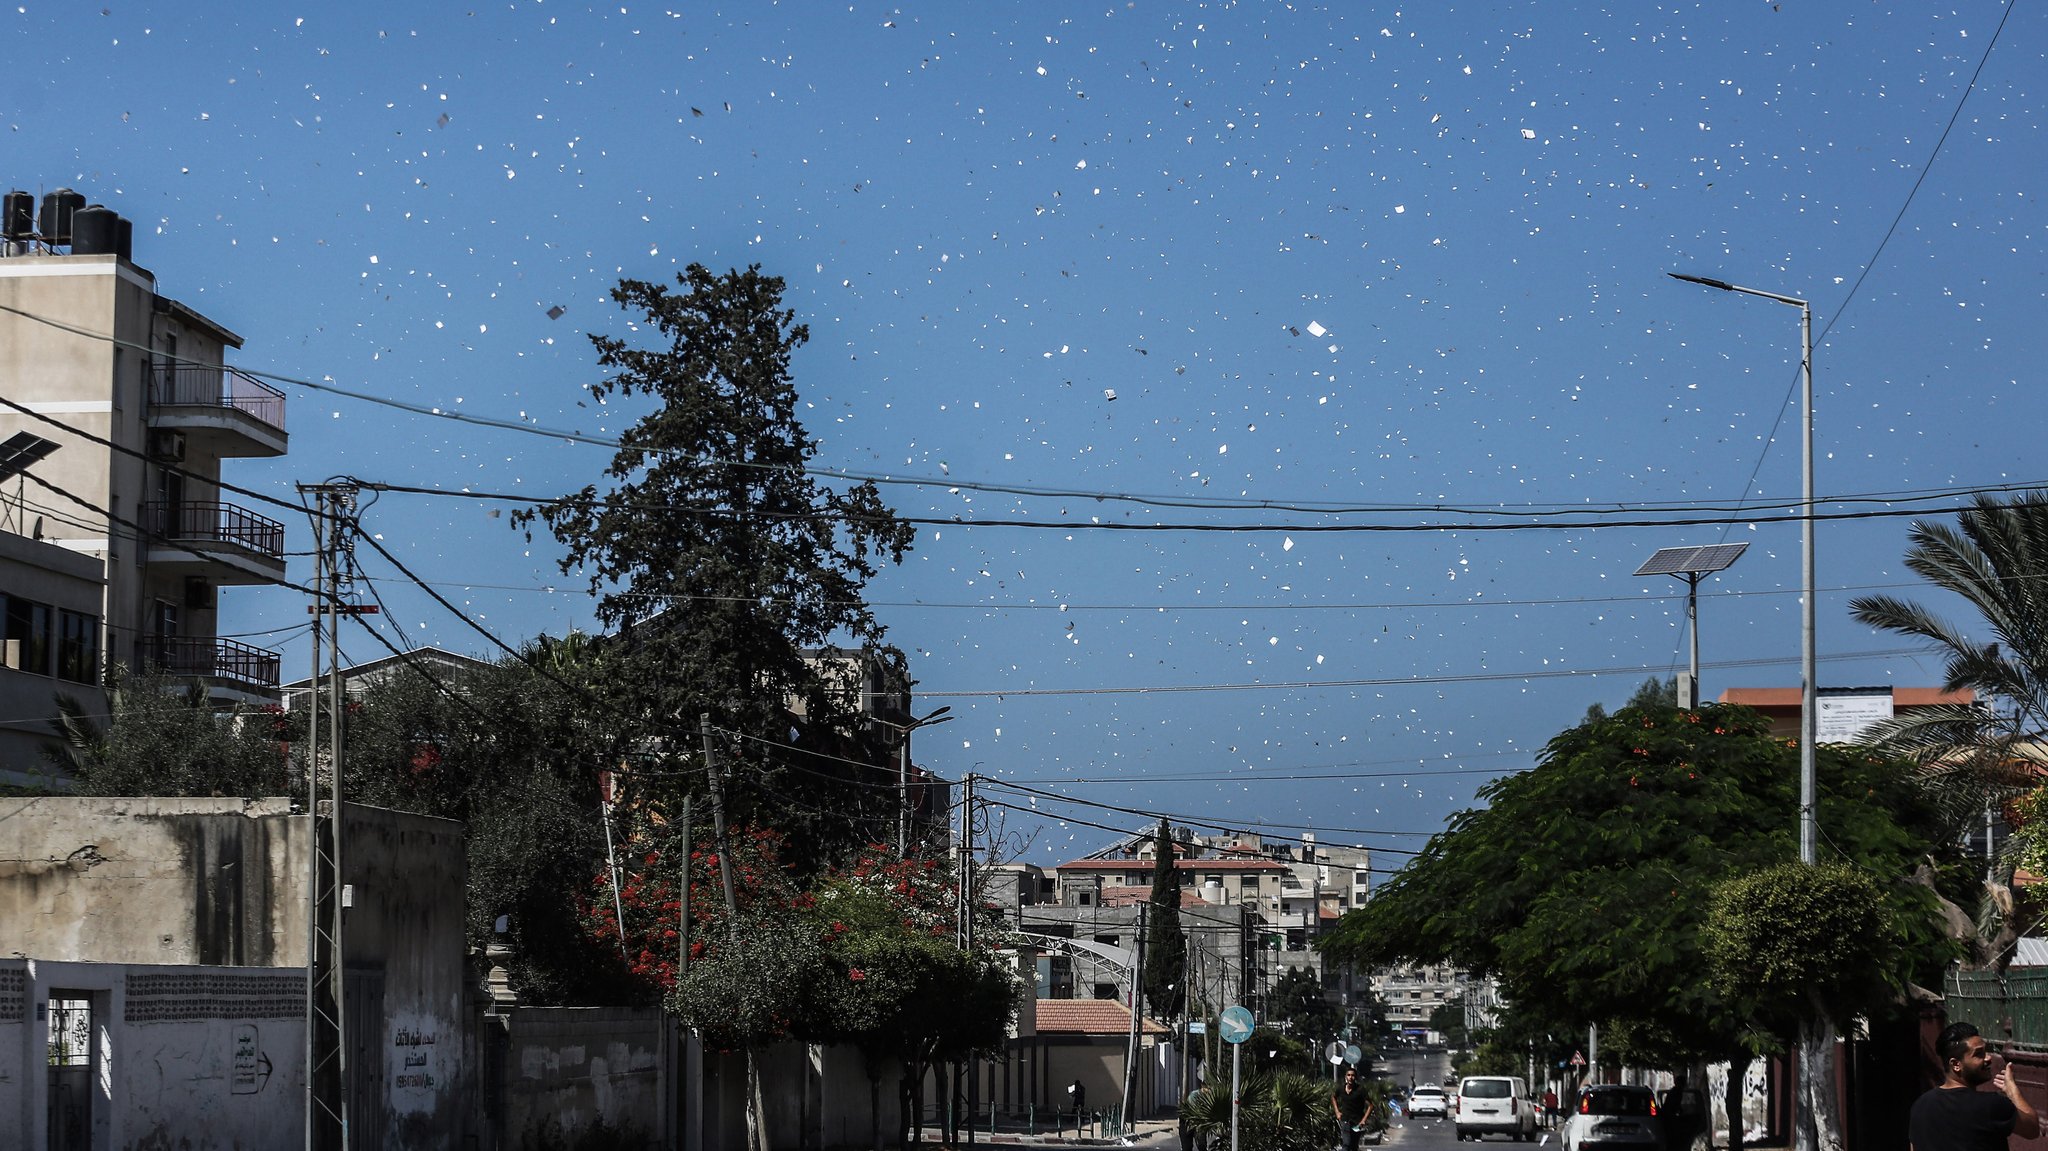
1219,1005,1254,1045
1817,688,1894,744
1326,1042,1346,1065
1345,1044,1363,1066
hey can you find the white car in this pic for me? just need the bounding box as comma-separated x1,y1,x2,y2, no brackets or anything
1562,1085,1663,1151
1456,1075,1537,1141
1409,1084,1449,1119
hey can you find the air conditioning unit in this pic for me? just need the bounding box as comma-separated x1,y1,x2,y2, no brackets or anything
147,429,186,462
183,577,216,610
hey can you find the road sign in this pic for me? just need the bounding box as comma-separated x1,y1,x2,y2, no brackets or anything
1345,1044,1363,1066
1326,1042,1346,1065
1187,1021,1207,1035
1219,1005,1254,1045
1571,1051,1586,1069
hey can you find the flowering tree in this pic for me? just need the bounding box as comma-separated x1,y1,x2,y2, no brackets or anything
588,834,1018,1149
814,848,1018,1146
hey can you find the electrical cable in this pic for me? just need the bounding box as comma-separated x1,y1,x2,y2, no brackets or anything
978,775,1435,845
1705,1,2019,546
908,643,1931,700
5,299,2047,529
351,476,2032,536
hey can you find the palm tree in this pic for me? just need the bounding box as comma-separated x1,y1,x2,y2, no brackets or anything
1848,491,2048,965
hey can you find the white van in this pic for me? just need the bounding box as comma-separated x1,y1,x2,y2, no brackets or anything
1455,1075,1536,1141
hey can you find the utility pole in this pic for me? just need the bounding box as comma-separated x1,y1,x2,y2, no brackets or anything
300,481,359,1151
1122,907,1146,1131
702,715,738,928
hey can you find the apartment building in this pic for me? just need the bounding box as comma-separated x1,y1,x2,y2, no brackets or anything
0,188,288,778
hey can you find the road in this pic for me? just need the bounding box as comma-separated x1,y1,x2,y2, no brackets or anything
1386,1107,1564,1151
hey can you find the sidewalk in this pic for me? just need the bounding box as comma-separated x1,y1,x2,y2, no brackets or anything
923,1116,1182,1146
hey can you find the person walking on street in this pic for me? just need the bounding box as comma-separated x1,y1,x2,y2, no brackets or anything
1334,1067,1375,1151
1542,1088,1560,1130
1910,1021,2041,1151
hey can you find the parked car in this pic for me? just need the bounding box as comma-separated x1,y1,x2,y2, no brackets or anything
1564,1085,1663,1151
1456,1075,1537,1141
1657,1086,1713,1151
1410,1084,1450,1119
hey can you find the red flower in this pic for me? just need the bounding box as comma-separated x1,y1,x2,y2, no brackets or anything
849,968,866,981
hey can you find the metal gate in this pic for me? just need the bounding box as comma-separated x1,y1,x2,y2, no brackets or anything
346,967,387,1150
47,994,92,1151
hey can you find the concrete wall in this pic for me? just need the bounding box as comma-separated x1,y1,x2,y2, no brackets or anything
494,1007,673,1147
0,958,307,1151
0,797,472,1148
335,802,470,1149
0,795,306,967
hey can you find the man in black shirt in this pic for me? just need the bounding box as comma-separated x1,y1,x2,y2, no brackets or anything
1333,1067,1375,1151
1909,1021,2041,1151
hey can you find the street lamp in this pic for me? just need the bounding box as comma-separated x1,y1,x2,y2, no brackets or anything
873,706,953,854
1667,271,1817,865
1634,543,1749,709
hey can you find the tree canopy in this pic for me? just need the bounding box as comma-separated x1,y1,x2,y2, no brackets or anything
1318,701,1956,1070
515,264,916,863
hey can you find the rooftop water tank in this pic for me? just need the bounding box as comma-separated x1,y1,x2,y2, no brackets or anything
1,191,31,241
38,188,83,245
71,206,120,256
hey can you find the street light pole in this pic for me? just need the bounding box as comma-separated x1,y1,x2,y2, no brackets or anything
879,706,953,855
1668,272,1817,865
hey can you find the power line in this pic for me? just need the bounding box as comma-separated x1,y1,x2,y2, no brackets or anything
352,476,2037,536
980,775,1434,846
910,643,1932,700
6,296,2046,528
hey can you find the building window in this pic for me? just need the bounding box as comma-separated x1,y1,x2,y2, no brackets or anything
1093,983,1118,1000
57,610,97,684
4,596,53,676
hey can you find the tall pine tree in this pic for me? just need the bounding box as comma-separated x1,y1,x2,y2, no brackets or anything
1143,819,1189,1020
517,264,916,868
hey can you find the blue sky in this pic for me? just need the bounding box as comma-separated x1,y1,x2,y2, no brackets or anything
9,2,2045,872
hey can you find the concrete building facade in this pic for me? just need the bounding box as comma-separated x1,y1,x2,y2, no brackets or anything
0,196,290,777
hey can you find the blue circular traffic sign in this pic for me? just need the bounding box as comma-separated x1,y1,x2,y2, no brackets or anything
1219,1005,1255,1044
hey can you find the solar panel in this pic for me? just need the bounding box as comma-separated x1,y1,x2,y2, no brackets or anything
0,431,59,481
1634,542,1749,577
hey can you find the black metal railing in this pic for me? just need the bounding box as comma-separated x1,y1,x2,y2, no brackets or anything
148,363,287,434
137,635,282,688
142,500,286,560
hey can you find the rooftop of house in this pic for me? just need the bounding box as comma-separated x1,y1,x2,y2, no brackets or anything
1056,858,1288,873
1035,999,1170,1036
1717,686,1973,709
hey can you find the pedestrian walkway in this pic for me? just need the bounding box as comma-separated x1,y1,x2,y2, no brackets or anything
925,1115,1179,1146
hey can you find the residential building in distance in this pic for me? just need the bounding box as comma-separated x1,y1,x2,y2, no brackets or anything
1028,826,1374,1027
0,187,291,780
1374,961,1471,1043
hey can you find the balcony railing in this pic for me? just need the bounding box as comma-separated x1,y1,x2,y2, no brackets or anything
143,500,286,560
148,363,287,435
137,635,282,689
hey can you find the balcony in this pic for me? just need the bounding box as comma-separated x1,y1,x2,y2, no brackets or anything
142,500,287,584
137,635,282,700
147,364,288,458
